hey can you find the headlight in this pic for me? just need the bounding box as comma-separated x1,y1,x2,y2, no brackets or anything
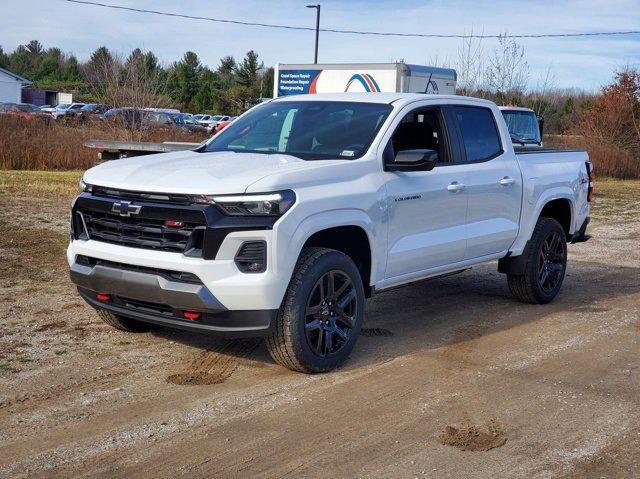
79,178,92,193
193,190,296,216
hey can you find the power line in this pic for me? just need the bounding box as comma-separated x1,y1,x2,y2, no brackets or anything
63,0,640,39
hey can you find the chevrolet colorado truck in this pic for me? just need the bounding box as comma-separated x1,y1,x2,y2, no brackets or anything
68,93,593,373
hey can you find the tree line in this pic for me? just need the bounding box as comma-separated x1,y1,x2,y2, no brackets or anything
0,40,273,115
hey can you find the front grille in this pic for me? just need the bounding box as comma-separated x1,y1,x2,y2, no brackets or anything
76,255,202,284
76,204,205,253
92,186,193,204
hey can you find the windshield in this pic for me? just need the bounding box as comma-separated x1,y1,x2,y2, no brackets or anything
80,104,97,111
205,100,392,160
57,103,71,109
502,110,541,143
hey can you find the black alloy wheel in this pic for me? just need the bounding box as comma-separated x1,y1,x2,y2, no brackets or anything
538,231,565,293
304,270,357,358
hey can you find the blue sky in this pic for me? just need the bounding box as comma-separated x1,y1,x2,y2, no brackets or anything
1,0,639,91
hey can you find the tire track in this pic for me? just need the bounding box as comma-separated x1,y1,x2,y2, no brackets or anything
360,327,394,337
167,339,261,385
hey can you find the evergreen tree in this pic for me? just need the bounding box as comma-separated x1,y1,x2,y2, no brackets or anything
235,50,262,88
175,51,203,109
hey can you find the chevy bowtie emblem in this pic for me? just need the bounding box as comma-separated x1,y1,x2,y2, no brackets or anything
111,200,142,217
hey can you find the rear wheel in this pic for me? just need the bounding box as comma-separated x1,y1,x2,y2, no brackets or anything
507,217,568,304
97,310,158,332
266,247,364,373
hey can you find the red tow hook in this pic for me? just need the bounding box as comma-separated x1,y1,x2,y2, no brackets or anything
96,293,111,302
183,310,202,320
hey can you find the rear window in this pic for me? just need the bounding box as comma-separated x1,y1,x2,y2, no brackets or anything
454,106,502,162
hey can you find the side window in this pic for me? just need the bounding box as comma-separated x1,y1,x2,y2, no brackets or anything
454,106,502,162
390,108,447,163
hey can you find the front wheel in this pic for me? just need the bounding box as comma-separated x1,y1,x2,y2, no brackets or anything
507,217,568,304
266,247,365,373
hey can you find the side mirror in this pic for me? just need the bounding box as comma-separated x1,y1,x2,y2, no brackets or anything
386,148,438,172
537,115,544,137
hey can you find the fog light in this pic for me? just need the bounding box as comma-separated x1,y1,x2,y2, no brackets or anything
235,241,267,273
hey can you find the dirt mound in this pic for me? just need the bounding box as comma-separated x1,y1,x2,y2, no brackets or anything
361,328,394,337
439,419,507,451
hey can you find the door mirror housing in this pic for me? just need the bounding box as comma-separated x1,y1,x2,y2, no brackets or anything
537,115,544,137
386,149,438,172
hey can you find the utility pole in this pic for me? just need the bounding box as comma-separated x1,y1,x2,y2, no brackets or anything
306,4,320,64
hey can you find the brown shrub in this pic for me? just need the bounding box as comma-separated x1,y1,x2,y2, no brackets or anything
579,69,640,179
0,116,209,170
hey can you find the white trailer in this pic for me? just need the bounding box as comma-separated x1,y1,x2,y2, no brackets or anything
273,62,456,97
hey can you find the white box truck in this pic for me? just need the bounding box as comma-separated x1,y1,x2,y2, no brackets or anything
273,62,456,97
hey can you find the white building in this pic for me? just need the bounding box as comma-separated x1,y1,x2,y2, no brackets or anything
0,67,31,103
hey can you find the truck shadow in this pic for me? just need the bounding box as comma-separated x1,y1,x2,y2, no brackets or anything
153,260,640,376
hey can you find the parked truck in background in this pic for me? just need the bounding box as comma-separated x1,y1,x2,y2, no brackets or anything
500,106,544,147
69,93,592,373
274,62,457,97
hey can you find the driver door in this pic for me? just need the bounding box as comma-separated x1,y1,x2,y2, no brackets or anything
384,106,469,280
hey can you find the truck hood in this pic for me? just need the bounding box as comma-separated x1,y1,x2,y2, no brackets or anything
82,150,327,194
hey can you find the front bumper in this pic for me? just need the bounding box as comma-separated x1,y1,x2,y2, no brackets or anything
71,259,277,337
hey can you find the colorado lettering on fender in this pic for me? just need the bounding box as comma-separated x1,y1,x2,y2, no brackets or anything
395,195,422,202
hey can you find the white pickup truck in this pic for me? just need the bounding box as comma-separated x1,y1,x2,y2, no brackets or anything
69,93,593,373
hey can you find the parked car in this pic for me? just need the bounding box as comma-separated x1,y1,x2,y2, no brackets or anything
102,108,146,129
208,115,231,132
197,114,225,130
39,104,55,114
213,116,237,134
77,103,112,120
52,103,85,119
0,102,44,120
170,113,208,134
70,93,592,373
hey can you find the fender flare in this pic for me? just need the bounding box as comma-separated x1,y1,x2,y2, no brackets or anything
282,208,378,285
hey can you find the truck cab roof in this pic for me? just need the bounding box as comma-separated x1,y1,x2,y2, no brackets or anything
271,92,496,108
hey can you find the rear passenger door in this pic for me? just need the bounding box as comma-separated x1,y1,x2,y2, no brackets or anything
450,105,522,259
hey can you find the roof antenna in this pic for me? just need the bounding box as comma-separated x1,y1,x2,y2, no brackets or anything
423,73,433,94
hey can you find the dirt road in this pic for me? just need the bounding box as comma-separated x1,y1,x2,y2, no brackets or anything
1,171,638,478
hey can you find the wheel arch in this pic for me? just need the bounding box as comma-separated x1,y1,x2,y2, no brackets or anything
302,225,373,297
285,209,378,298
538,197,573,239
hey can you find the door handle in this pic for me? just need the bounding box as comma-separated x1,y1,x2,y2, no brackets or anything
499,177,515,186
447,182,465,192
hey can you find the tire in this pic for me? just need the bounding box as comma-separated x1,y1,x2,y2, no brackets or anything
507,217,568,304
97,309,158,332
266,247,365,373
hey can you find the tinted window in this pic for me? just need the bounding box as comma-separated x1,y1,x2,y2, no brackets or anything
391,108,446,163
454,106,502,162
206,101,391,160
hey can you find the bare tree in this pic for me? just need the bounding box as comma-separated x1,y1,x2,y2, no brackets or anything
484,34,529,97
90,49,166,139
530,65,557,118
455,27,485,96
